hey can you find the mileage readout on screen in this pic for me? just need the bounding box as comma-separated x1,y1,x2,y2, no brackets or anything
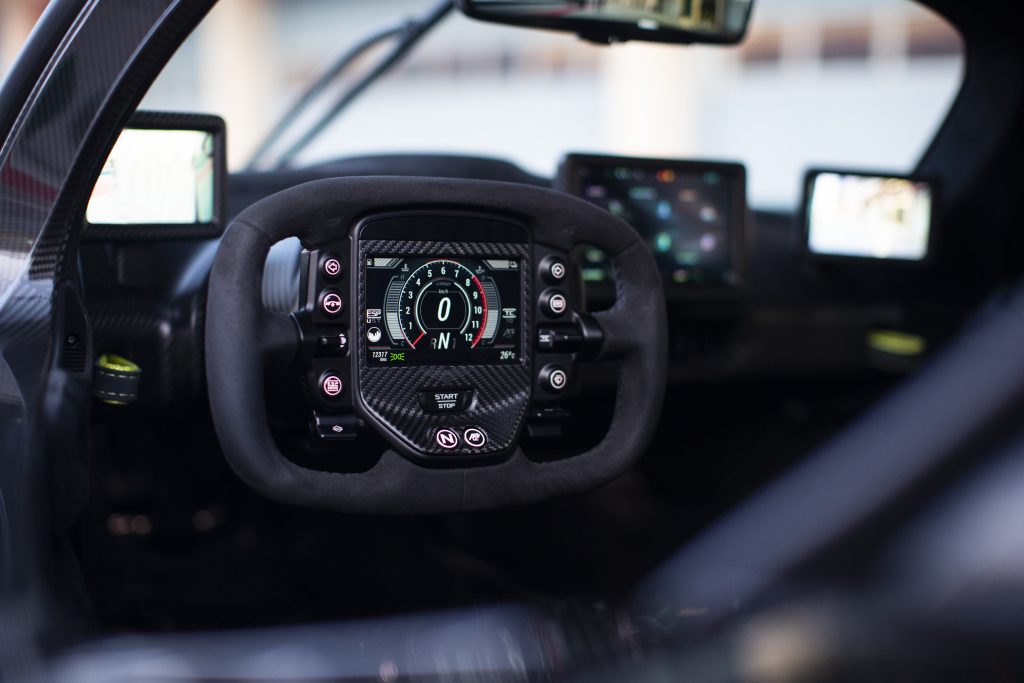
363,256,522,366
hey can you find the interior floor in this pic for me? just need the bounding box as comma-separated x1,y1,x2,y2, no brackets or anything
75,377,895,632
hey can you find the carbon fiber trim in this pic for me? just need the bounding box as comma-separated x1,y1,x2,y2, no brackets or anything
0,0,216,669
357,238,531,458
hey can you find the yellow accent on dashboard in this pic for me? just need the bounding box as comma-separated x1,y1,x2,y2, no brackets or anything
867,330,926,357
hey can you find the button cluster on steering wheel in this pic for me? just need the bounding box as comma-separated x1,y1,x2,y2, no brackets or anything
294,211,600,463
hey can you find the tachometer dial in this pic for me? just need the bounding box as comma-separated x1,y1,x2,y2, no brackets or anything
368,255,518,365
396,259,490,352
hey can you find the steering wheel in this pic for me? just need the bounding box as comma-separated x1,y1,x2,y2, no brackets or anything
206,177,666,514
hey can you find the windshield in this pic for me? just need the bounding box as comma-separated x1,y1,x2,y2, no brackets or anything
135,0,963,210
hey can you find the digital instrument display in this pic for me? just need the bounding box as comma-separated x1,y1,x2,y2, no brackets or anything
560,154,745,287
805,171,933,262
364,256,521,366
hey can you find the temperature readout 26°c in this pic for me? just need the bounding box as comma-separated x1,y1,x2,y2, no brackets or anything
363,256,522,365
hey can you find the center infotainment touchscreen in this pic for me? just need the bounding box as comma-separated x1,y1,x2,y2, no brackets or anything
364,256,521,366
559,154,745,287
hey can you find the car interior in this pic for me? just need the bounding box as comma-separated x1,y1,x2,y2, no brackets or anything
3,0,1024,680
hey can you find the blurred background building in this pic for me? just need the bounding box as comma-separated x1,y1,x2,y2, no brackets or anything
0,0,963,209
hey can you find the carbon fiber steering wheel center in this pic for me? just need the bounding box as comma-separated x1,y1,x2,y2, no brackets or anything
354,213,532,461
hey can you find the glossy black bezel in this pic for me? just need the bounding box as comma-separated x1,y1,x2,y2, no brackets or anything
84,110,227,242
557,152,748,293
801,167,939,267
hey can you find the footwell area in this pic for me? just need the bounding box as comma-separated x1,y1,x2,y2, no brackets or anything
74,378,891,632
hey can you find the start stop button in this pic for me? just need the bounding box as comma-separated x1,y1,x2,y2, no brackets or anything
418,389,473,413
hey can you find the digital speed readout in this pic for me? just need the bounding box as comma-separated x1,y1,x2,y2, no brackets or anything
363,256,521,365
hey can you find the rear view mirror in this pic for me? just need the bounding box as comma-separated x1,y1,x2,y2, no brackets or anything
457,0,754,45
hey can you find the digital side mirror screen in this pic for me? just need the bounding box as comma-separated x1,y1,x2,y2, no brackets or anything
86,111,226,240
804,170,935,262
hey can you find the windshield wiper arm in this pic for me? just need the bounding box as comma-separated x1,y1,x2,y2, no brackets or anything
245,21,408,170
248,0,454,171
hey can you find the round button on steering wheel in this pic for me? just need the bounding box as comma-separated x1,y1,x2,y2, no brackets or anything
205,177,666,514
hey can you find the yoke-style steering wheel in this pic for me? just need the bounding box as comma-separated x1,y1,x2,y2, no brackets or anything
206,177,666,513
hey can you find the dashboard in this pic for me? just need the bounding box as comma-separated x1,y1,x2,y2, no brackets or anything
71,137,959,516
82,147,943,421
